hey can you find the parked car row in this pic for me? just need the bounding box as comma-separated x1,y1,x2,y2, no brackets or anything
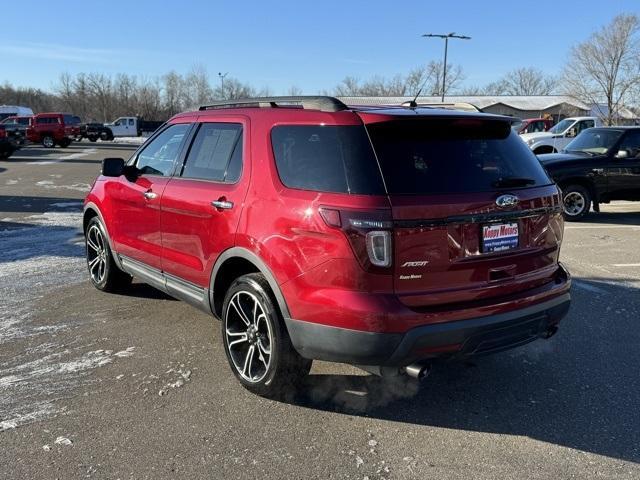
0,108,165,158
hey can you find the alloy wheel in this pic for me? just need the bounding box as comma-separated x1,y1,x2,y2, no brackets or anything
563,191,586,217
86,224,107,284
225,291,273,383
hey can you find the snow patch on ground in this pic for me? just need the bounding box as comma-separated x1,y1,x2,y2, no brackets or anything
112,136,147,145
0,210,135,431
36,183,92,193
58,148,97,160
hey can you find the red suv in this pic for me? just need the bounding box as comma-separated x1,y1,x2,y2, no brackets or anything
84,96,571,396
27,113,81,147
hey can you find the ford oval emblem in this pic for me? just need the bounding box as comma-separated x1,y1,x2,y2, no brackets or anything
496,194,519,208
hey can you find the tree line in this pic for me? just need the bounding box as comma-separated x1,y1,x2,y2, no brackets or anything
1,14,637,124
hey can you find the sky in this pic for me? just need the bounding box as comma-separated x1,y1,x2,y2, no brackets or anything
1,0,639,94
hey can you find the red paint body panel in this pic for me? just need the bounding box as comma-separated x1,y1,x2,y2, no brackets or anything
109,175,170,269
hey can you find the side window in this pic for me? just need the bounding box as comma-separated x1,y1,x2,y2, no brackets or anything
135,123,190,176
618,131,640,158
114,118,123,126
271,125,385,194
181,123,243,182
577,120,594,134
128,118,135,126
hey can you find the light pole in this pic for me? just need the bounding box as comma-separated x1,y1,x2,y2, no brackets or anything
422,33,470,102
218,72,228,99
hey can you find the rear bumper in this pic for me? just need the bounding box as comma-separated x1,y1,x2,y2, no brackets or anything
285,291,570,367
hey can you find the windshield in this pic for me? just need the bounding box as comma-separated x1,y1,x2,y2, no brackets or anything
565,129,623,155
549,119,573,134
366,118,552,195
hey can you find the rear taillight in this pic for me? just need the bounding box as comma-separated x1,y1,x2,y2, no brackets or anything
365,231,392,267
320,207,393,271
0,129,5,139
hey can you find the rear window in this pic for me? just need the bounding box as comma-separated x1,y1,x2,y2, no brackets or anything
366,118,552,195
271,125,385,194
63,115,80,125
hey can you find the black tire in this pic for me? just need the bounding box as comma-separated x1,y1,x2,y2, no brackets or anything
85,216,132,292
222,273,311,397
59,138,71,148
42,135,55,148
561,184,591,221
88,136,98,142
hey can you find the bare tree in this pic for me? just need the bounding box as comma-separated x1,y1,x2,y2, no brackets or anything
183,64,213,109
563,13,640,125
485,67,556,96
214,77,256,100
423,61,465,97
332,63,464,97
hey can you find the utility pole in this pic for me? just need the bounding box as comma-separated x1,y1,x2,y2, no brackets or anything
218,72,228,99
422,33,471,102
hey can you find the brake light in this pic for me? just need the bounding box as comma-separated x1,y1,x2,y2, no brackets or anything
319,207,393,271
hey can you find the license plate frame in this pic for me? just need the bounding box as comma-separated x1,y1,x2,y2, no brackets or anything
481,222,519,253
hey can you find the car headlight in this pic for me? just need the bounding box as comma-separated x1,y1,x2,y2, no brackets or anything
527,138,536,146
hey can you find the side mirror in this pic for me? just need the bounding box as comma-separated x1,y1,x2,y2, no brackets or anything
615,150,629,159
102,157,125,177
566,128,577,138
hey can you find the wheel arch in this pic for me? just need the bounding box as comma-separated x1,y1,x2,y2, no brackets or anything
83,202,124,270
210,248,291,321
557,177,598,205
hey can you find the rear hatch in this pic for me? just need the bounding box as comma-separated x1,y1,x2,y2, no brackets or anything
361,113,564,308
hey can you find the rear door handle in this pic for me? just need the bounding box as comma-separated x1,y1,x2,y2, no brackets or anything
143,191,158,200
211,199,234,210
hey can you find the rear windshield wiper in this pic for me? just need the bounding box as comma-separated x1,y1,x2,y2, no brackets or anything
491,177,536,188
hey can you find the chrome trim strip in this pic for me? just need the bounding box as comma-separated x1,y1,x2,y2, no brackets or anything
394,206,562,229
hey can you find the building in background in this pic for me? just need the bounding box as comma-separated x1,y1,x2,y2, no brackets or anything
338,95,639,124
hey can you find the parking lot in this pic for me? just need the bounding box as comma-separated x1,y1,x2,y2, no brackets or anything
1,142,639,479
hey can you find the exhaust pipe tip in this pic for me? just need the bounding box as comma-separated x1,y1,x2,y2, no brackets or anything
404,363,431,381
544,325,559,339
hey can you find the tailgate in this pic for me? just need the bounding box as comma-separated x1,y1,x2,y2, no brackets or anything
391,186,563,308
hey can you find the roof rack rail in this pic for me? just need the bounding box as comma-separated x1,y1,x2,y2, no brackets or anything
400,101,481,112
199,96,348,113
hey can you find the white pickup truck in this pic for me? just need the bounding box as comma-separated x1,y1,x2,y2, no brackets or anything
521,116,603,154
103,116,164,138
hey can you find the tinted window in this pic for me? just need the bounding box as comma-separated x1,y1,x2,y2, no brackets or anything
618,131,640,158
366,118,552,195
63,114,80,125
181,123,242,182
37,117,58,124
128,118,135,126
136,123,190,176
565,129,623,155
271,125,385,194
576,120,594,134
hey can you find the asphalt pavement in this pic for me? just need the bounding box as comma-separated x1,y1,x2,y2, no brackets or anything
0,142,638,479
